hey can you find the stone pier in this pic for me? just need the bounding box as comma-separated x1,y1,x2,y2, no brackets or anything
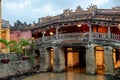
86,45,96,74
53,46,65,72
104,46,114,74
39,47,51,72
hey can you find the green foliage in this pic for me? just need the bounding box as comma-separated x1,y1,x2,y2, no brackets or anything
0,38,36,65
19,38,32,56
31,44,37,50
0,39,16,47
0,38,17,53
19,38,31,47
10,41,23,55
19,38,36,65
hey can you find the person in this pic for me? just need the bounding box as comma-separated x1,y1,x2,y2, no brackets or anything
34,50,40,72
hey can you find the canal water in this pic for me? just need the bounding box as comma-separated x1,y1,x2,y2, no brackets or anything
13,68,115,80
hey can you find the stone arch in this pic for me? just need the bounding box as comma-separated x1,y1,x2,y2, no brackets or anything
39,45,65,72
113,48,120,69
33,49,40,71
45,46,54,71
94,45,105,74
64,46,87,72
39,46,53,72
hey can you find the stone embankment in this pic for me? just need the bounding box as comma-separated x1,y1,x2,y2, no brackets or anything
0,54,33,79
0,60,31,79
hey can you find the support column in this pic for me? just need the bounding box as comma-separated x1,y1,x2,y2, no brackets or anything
53,46,65,72
56,27,59,39
88,22,92,41
0,0,2,51
104,46,114,74
39,47,51,72
42,31,45,42
108,23,111,39
6,24,10,53
86,45,96,74
56,26,62,39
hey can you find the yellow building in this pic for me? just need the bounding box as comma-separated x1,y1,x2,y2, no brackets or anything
0,0,10,53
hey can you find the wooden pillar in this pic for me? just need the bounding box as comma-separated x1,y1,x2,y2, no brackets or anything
108,23,111,39
6,24,10,53
0,0,1,28
42,31,45,42
0,0,2,51
88,22,92,41
56,26,61,39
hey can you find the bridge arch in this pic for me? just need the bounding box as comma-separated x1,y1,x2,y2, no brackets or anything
45,47,54,71
113,48,120,69
94,46,105,74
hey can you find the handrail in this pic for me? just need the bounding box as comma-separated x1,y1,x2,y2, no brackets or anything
92,33,108,39
58,32,89,41
33,32,120,43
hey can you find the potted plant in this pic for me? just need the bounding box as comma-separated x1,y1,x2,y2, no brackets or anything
0,39,16,63
9,41,23,60
19,38,32,60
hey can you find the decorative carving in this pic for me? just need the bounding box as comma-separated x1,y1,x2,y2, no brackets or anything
63,8,72,16
75,5,83,12
112,6,120,10
87,4,97,13
11,20,31,31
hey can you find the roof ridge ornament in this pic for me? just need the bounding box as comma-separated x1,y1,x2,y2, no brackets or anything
112,6,120,10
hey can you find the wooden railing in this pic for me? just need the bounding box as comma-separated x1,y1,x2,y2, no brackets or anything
111,34,120,41
92,33,108,39
44,35,56,41
33,32,120,43
58,32,89,41
92,33,120,41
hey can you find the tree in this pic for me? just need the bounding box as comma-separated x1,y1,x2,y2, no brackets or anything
10,41,23,56
19,38,32,56
0,38,16,54
19,38,36,65
0,39,17,61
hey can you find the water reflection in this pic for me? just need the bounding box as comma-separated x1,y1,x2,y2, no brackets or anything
23,69,108,80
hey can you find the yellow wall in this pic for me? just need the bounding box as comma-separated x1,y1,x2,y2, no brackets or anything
50,49,54,67
73,52,79,67
96,51,104,68
0,0,10,53
67,48,79,67
95,46,104,68
68,52,73,67
113,49,120,69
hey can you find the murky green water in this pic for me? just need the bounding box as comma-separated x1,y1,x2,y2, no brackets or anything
23,73,105,80
21,69,111,80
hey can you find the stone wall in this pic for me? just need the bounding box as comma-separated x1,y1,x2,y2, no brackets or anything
0,60,31,79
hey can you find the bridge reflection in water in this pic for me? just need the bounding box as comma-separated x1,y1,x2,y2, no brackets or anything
23,68,108,80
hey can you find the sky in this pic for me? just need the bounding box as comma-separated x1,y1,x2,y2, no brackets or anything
2,0,120,26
